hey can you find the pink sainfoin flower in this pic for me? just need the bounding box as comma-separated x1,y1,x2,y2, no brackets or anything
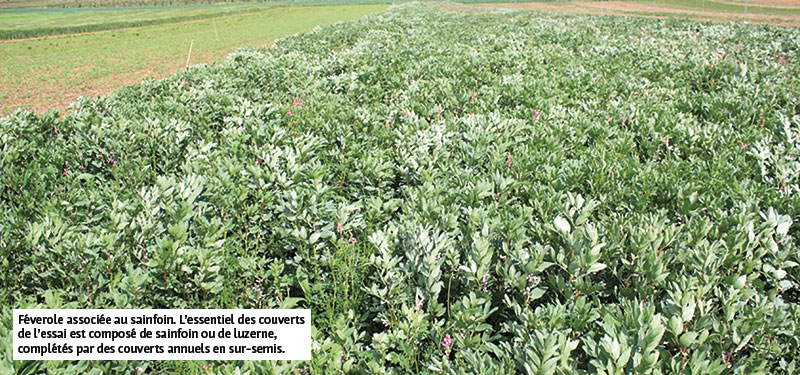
286,109,293,117
349,235,356,244
53,127,59,135
442,333,452,352
534,110,541,120
506,155,512,170
62,164,69,177
779,55,788,66
738,141,747,150
337,222,344,234
292,97,302,108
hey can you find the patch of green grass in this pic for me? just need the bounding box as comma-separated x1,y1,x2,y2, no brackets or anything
0,0,393,39
0,3,270,39
0,0,384,10
0,0,235,9
0,3,389,114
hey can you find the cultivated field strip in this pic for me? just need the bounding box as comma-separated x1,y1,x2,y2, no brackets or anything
1,4,798,374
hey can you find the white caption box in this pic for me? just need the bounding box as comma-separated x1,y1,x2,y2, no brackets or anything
13,309,311,361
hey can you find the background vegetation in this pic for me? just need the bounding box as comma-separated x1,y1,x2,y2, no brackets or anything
0,3,271,39
0,4,388,114
0,0,390,10
0,0,396,39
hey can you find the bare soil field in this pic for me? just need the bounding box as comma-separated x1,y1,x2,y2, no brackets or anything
717,0,800,8
472,1,800,26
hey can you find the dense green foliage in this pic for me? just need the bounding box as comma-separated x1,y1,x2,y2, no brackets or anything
1,4,799,374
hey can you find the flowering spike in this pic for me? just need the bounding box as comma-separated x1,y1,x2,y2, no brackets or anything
442,333,452,350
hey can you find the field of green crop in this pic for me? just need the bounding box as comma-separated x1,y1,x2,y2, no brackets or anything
0,0,392,39
0,2,271,39
0,4,388,115
1,3,799,374
0,0,381,10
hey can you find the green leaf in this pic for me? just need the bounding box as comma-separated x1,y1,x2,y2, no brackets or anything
679,331,698,347
554,216,571,234
529,287,546,301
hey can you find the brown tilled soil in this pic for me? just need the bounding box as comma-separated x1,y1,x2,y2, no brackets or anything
584,1,800,23
716,0,800,8
451,1,800,26
0,48,235,115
